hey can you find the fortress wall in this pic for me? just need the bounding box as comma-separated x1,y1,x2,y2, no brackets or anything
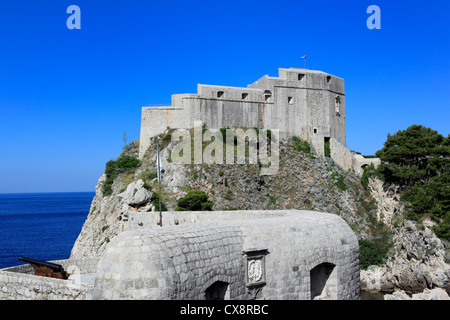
127,210,290,230
0,258,98,300
268,86,304,139
140,107,181,158
330,94,346,146
139,68,350,172
1,211,360,300
352,155,381,176
93,210,360,300
330,137,356,172
93,223,247,300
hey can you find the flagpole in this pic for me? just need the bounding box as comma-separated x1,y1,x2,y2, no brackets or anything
157,140,162,227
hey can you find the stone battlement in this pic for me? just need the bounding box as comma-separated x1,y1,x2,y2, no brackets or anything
139,68,346,161
139,67,378,175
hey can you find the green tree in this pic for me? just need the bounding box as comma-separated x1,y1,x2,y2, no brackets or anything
176,190,213,211
375,125,448,187
359,239,390,270
375,125,450,240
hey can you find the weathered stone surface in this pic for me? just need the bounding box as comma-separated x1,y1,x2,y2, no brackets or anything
361,216,450,294
384,288,450,300
94,210,360,300
118,179,151,207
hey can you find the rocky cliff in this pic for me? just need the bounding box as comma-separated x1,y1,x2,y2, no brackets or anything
362,179,450,293
70,131,450,294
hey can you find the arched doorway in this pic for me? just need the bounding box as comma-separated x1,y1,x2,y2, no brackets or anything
205,281,230,300
310,263,337,300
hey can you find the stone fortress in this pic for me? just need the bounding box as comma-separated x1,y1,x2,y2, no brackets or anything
139,68,380,174
0,210,360,300
0,68,370,300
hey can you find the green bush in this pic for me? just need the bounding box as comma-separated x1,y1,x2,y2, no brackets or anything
361,163,377,191
151,192,167,211
223,189,233,200
359,239,390,270
331,172,347,191
292,136,311,154
176,190,213,211
102,155,141,196
269,195,276,204
142,170,158,181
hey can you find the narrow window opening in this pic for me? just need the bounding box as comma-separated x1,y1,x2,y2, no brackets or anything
324,137,331,157
264,95,271,102
326,76,331,84
298,73,305,81
314,128,317,134
217,91,224,98
242,93,248,100
288,97,293,104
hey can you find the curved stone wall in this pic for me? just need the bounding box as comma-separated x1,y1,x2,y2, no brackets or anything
93,210,360,300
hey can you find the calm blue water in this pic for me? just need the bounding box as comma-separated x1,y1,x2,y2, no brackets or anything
0,192,94,269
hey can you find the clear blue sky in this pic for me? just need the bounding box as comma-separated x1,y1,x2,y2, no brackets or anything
0,0,449,193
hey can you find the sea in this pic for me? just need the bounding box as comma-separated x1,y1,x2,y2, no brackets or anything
0,192,95,269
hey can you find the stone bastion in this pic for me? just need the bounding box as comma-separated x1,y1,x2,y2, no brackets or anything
1,210,360,300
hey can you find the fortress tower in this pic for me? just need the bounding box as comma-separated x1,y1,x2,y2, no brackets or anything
139,68,379,174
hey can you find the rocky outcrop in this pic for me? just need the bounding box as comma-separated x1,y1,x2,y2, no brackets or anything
70,137,379,258
361,178,450,294
71,135,450,295
368,177,403,226
70,176,156,258
384,288,450,300
361,219,450,293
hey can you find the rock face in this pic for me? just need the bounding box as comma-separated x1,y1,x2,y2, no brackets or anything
71,134,450,295
70,176,156,258
361,219,450,293
361,178,450,294
384,288,450,300
71,137,381,259
369,178,403,226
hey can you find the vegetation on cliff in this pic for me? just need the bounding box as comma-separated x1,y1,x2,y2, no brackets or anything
102,155,140,196
373,125,450,240
176,190,213,211
71,125,449,292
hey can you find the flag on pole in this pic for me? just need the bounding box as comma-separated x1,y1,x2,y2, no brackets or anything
301,54,306,59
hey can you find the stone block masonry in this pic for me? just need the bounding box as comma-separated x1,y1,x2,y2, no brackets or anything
0,258,98,300
139,67,379,175
139,68,346,160
1,210,360,300
93,210,360,300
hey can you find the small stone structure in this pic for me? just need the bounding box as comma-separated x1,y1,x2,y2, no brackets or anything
93,210,360,300
0,258,98,300
139,67,379,174
0,210,360,300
